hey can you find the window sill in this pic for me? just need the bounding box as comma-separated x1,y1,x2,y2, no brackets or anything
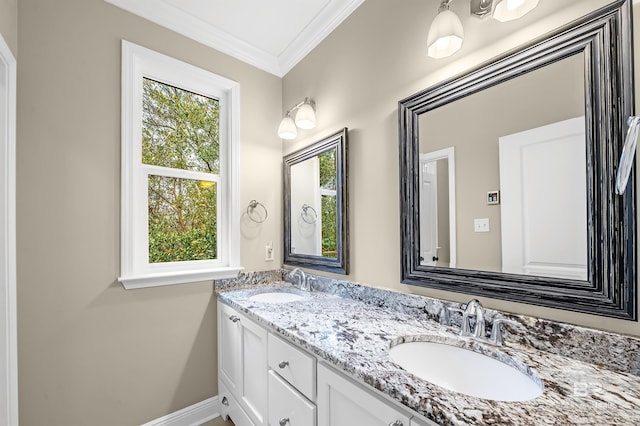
119,267,244,290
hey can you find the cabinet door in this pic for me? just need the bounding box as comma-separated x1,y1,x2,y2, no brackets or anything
317,364,411,426
219,380,256,426
218,301,241,394
238,310,268,426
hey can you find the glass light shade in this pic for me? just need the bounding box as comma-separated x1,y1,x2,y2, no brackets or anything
492,0,539,22
278,116,297,139
427,9,464,59
295,102,317,129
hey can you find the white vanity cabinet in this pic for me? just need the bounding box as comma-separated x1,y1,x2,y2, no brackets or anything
217,301,268,426
217,299,438,426
317,363,412,426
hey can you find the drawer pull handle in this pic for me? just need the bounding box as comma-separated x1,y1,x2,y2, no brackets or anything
279,418,290,426
278,361,289,369
229,315,240,323
221,396,228,406
389,421,403,426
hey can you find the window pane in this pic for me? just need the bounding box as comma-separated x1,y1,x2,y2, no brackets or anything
142,78,220,173
319,148,338,257
318,148,337,190
148,175,217,263
321,194,337,258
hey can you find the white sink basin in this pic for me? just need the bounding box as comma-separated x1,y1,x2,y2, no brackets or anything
389,340,543,401
248,291,308,304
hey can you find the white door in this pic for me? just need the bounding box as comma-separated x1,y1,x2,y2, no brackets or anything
499,117,587,280
419,160,438,266
0,35,17,426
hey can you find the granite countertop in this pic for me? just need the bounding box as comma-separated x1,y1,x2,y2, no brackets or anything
216,279,640,426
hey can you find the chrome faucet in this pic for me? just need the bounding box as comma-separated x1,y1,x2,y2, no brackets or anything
461,299,486,339
289,268,312,291
443,299,519,346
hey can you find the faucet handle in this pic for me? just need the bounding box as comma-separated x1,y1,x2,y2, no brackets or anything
305,276,316,291
490,318,521,346
439,305,463,326
462,299,485,338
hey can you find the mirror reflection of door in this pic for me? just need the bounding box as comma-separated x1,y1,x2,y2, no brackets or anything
420,160,438,266
289,148,338,258
419,148,456,268
499,116,587,280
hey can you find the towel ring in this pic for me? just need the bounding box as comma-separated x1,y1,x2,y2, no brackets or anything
247,200,268,223
301,204,318,224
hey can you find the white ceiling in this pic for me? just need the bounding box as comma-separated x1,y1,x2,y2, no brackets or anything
105,0,366,77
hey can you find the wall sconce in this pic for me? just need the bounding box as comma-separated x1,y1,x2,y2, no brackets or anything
427,0,540,59
278,97,317,140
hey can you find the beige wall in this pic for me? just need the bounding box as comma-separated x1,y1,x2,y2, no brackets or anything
0,0,16,57
283,0,640,337
17,0,282,425
419,54,584,272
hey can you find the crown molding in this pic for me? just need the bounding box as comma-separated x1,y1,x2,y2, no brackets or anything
278,0,366,76
105,0,365,77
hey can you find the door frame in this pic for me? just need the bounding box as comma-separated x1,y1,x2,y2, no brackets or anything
419,147,456,268
0,33,17,426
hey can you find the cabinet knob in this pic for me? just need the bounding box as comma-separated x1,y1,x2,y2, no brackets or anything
221,396,228,406
279,417,290,425
229,315,240,323
278,361,289,369
389,421,403,426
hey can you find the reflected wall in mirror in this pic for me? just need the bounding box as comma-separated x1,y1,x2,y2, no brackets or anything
284,128,348,274
419,53,587,280
399,0,636,319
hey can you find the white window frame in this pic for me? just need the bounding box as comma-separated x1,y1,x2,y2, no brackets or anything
119,40,242,289
0,33,18,426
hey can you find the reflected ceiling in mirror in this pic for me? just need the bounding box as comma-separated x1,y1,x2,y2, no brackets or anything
399,0,636,319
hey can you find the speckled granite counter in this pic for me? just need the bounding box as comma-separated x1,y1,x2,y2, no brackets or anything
216,271,640,426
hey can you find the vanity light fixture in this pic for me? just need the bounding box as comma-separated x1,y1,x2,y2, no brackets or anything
492,0,540,22
427,1,464,59
427,0,541,59
278,97,317,140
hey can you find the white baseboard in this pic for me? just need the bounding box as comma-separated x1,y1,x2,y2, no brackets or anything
141,396,221,426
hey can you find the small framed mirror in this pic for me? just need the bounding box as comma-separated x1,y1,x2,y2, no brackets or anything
284,128,349,274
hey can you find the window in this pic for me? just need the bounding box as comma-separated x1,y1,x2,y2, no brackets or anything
119,41,241,289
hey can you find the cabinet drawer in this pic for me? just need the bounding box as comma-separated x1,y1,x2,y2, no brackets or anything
219,380,255,426
268,370,316,426
268,333,316,401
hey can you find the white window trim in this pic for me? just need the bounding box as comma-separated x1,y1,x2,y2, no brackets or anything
0,33,18,426
119,40,242,289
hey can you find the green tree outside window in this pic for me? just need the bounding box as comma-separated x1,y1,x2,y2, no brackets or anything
142,78,220,263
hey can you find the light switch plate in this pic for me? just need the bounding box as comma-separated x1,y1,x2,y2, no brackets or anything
265,241,274,261
474,218,490,233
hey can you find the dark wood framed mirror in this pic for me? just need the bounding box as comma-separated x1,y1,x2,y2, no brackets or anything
284,128,349,274
399,0,636,319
